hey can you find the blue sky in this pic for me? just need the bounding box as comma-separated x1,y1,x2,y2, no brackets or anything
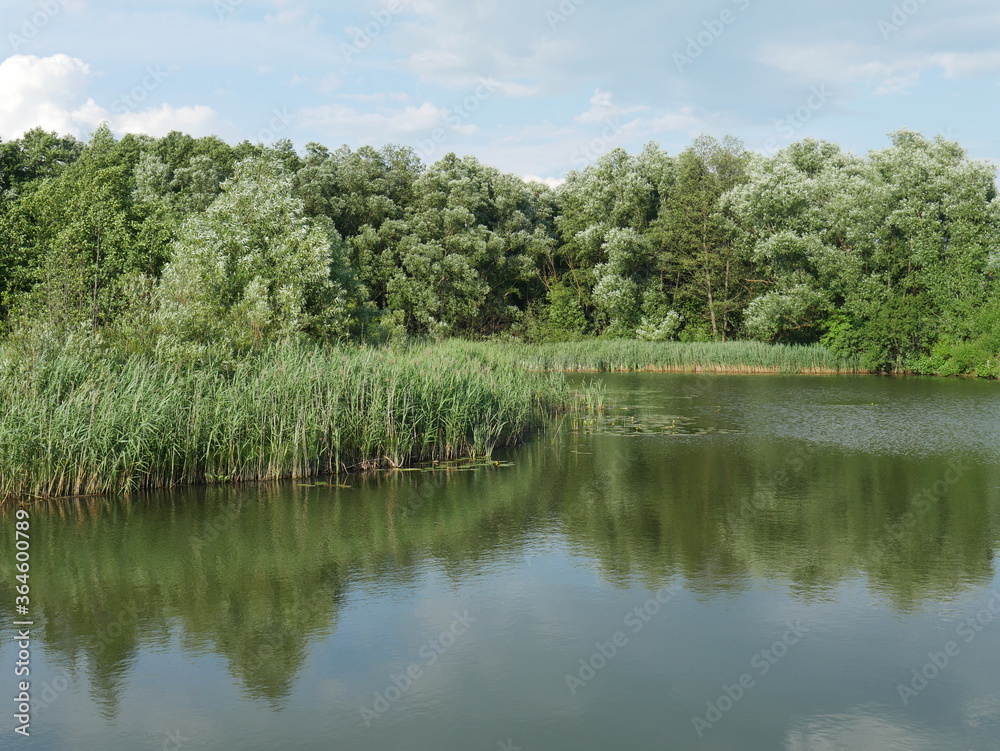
1,0,998,184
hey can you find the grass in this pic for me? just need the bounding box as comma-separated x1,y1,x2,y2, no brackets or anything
0,336,859,503
0,338,574,503
478,339,864,375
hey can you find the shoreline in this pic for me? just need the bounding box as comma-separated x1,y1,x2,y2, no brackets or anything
1,339,990,504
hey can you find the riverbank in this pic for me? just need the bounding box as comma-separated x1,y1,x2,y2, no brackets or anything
494,339,865,375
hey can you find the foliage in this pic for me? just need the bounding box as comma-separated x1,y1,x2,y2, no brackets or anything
636,310,683,341
522,281,589,342
0,337,575,501
0,125,997,378
380,154,550,336
492,338,861,373
156,156,368,346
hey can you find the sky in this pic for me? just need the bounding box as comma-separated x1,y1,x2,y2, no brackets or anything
0,0,998,185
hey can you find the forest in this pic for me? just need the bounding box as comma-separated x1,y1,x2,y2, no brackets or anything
1,124,997,375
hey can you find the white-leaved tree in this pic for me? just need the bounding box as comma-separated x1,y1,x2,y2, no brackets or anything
156,156,368,347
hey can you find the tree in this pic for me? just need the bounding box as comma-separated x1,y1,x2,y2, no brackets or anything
373,154,547,336
156,157,369,346
844,131,998,368
0,128,84,193
3,126,150,333
556,147,662,336
723,139,856,344
651,136,749,340
294,143,423,311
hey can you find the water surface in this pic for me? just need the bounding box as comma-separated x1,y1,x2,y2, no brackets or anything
2,374,999,750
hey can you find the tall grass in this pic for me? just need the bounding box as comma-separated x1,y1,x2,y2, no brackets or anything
0,338,571,502
479,339,863,375
0,336,860,503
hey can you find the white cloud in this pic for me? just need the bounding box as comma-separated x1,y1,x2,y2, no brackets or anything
390,0,581,93
872,72,921,97
0,53,228,140
645,106,705,132
576,97,707,143
576,89,646,124
298,101,452,138
758,42,903,81
264,1,323,29
756,36,1000,102
490,80,539,97
523,174,565,188
932,51,1000,78
337,91,410,103
908,7,1000,42
115,104,225,137
283,72,340,93
0,54,101,139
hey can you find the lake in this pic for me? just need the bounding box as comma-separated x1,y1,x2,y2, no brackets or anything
2,373,999,750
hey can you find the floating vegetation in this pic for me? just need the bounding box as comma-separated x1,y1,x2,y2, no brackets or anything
567,404,740,438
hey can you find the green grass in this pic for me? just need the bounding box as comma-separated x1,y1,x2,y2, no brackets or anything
0,338,574,502
0,336,860,503
477,339,864,375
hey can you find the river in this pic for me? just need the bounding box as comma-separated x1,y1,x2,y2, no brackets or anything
2,373,999,750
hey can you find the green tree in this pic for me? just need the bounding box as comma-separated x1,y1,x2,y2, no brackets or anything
723,140,859,344
651,136,749,340
294,143,423,311
156,157,369,346
374,154,547,336
3,126,155,334
556,147,664,336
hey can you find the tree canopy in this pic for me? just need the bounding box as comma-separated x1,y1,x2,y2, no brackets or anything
1,126,997,375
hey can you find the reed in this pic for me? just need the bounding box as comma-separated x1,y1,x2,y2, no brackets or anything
0,338,573,502
479,339,863,375
0,336,857,503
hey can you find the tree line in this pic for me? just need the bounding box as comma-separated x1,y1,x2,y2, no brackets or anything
1,125,997,374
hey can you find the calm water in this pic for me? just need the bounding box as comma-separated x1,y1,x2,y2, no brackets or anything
2,374,1000,750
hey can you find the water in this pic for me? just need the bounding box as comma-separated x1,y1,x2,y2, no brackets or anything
2,374,999,750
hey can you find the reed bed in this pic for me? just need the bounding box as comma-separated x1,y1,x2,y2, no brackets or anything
0,339,571,502
482,339,863,375
0,336,858,503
